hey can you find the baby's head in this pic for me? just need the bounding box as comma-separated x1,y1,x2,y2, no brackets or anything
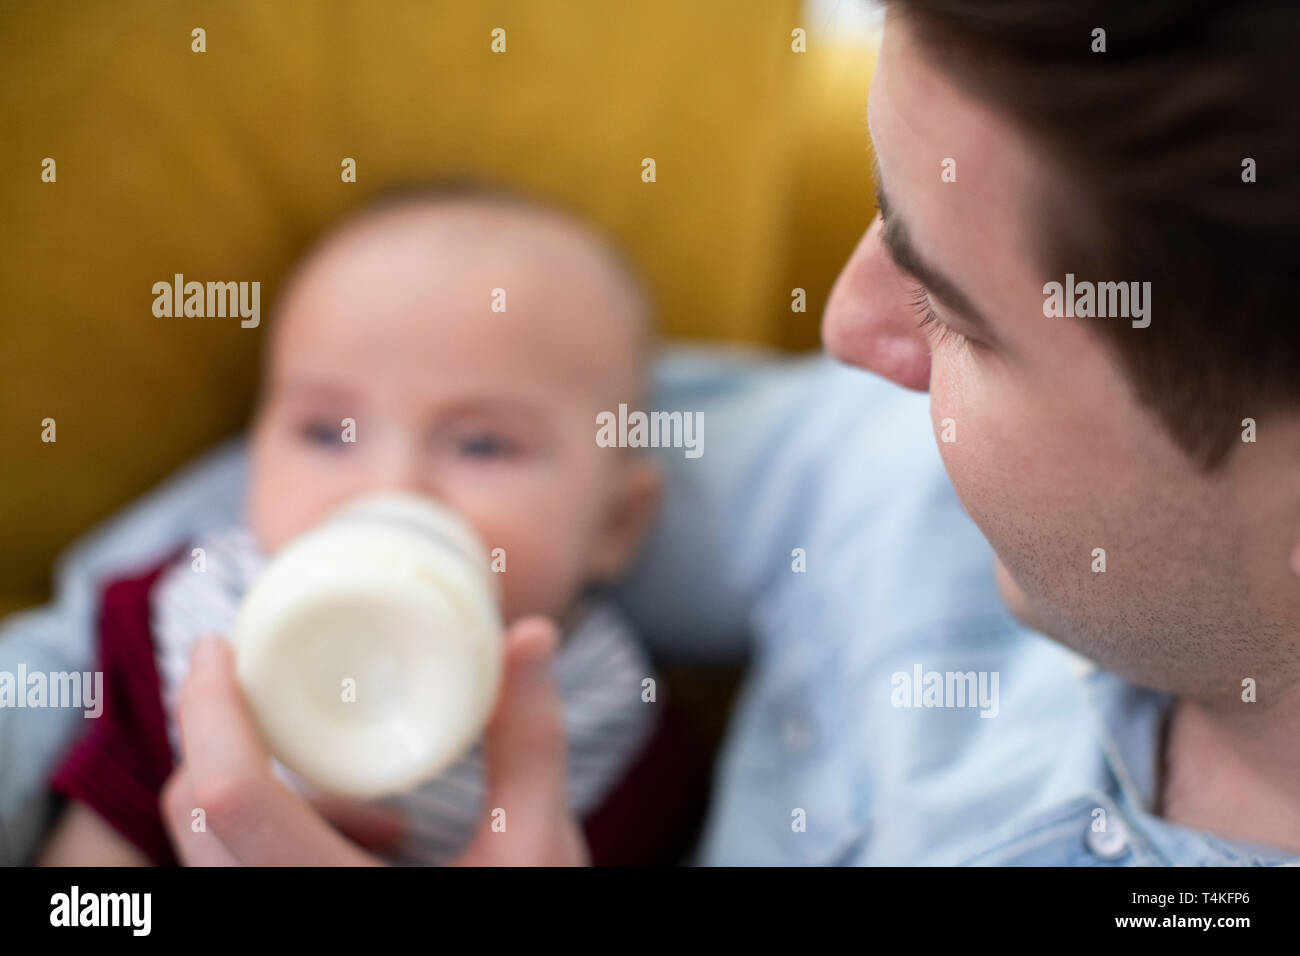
247,185,661,624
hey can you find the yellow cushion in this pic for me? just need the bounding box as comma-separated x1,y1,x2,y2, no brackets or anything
779,38,879,350
0,2,876,614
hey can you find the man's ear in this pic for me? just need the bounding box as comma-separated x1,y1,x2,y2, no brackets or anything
589,456,663,583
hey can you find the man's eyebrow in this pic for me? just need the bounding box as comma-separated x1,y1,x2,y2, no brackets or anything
873,166,996,338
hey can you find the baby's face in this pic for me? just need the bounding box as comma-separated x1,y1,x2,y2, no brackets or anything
247,203,658,623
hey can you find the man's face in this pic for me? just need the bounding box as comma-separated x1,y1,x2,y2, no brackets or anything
823,9,1299,697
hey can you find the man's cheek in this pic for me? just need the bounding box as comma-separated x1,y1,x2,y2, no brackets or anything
994,556,1051,632
934,431,1003,544
928,375,1043,550
927,363,996,499
926,346,981,441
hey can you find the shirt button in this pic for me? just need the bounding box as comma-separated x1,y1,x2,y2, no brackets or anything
1085,815,1131,860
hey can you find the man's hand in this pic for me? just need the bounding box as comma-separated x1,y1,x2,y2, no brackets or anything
159,617,588,866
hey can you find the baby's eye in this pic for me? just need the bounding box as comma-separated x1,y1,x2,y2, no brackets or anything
456,432,515,459
300,421,344,446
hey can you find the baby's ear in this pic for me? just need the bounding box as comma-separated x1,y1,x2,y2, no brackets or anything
590,455,663,583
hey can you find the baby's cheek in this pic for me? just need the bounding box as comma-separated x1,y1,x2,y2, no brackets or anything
247,464,288,550
248,478,308,552
495,535,585,622
248,456,348,552
452,507,570,621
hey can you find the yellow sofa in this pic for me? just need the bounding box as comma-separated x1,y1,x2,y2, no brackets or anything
0,1,877,615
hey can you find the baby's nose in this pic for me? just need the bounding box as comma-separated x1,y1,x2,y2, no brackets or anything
369,444,438,500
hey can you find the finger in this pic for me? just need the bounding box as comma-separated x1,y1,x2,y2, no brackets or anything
483,617,564,817
176,636,271,797
177,635,381,865
159,766,240,867
469,616,586,863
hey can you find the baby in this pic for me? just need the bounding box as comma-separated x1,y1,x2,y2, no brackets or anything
42,185,671,865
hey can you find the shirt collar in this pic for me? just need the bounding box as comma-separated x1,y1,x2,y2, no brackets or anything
1085,667,1300,866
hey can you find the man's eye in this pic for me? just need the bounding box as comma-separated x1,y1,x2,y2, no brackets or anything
908,283,968,348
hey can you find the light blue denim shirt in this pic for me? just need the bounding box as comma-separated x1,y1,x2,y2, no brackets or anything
3,348,1295,865
616,349,1299,867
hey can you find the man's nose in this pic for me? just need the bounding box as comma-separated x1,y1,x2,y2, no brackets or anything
822,215,932,392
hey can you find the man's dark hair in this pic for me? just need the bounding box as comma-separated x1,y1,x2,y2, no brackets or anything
886,0,1299,468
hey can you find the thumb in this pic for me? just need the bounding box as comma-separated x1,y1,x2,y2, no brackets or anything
468,616,587,864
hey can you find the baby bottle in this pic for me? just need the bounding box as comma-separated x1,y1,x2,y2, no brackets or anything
232,492,503,798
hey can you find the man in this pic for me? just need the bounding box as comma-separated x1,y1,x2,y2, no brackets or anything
9,0,1299,864
666,0,1298,863
819,0,1300,858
